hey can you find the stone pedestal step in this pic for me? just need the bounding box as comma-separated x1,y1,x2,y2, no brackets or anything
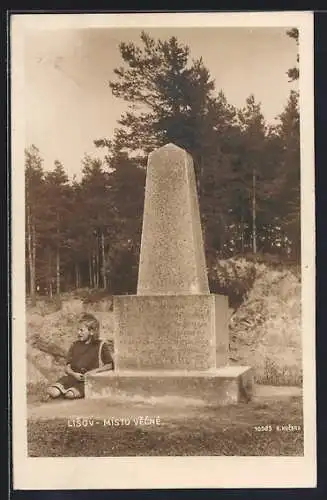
85,366,254,406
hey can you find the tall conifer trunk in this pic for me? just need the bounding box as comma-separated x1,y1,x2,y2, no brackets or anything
89,253,93,288
92,249,97,288
75,262,80,289
56,246,60,295
48,247,52,297
240,214,245,254
101,231,107,289
56,215,60,295
252,168,257,255
27,207,36,305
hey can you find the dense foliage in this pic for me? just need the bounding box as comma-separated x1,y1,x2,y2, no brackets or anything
25,30,300,301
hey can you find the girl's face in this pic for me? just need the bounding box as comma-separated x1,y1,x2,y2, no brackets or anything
77,324,92,343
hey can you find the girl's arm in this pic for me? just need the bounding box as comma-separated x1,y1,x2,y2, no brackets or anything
92,363,113,374
65,363,74,376
102,341,114,370
87,342,115,374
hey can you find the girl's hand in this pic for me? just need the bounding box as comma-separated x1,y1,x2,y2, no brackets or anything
74,372,84,382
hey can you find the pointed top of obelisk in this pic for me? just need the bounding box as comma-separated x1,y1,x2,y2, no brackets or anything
155,142,182,151
148,142,188,160
137,144,209,296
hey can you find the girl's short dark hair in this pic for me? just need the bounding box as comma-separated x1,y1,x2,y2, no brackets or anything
78,313,100,341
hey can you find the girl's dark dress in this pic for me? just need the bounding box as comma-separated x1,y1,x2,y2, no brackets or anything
52,339,113,397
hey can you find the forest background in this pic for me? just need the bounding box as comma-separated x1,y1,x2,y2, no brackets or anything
25,28,300,303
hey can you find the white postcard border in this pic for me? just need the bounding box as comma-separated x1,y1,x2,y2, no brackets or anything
11,11,316,490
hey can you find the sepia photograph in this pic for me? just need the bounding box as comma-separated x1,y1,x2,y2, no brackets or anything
11,11,316,490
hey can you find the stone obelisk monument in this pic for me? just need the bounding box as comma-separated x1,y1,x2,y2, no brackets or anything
86,144,253,404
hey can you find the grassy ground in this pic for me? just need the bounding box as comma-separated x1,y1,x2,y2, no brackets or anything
27,395,303,457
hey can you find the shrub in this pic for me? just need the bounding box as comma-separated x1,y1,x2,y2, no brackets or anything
208,257,257,309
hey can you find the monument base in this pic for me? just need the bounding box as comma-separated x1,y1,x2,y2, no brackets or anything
85,366,254,406
114,294,229,370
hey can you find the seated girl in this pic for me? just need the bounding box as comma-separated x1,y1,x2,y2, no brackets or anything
47,312,114,400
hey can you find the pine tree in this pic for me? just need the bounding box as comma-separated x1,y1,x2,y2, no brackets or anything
236,95,268,255
286,28,299,82
274,90,301,259
41,161,71,296
108,32,217,184
25,145,45,304
64,177,87,290
79,155,115,289
106,151,146,293
101,32,241,260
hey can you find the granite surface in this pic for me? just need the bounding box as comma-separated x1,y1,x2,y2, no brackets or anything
113,294,229,371
137,143,209,296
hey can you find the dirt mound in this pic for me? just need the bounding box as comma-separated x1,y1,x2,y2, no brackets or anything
229,265,302,385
